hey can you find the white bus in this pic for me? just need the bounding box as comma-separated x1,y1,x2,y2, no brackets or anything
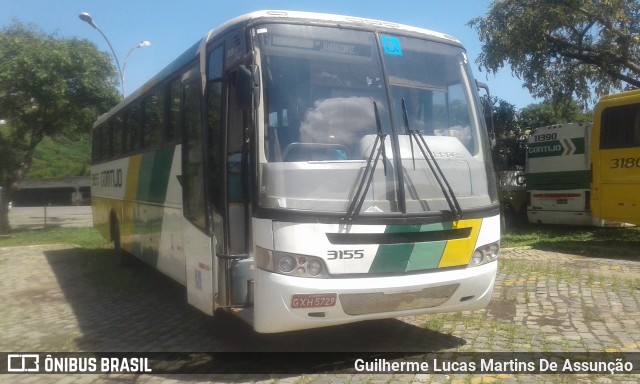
91,11,500,333
525,123,594,225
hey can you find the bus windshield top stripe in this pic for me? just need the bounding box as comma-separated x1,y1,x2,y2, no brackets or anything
326,227,472,245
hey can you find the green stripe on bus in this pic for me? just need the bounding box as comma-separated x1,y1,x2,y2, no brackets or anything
526,170,591,190
406,240,447,272
137,147,175,203
368,223,450,273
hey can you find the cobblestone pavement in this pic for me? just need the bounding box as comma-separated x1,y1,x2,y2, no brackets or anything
0,244,639,383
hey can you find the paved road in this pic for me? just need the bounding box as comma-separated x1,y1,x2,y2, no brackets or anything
1,244,639,383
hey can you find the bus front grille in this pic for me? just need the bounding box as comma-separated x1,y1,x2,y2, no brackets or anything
339,284,459,316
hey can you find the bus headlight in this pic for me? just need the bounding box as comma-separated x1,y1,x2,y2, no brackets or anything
471,250,484,266
488,243,499,261
277,254,296,273
256,247,329,278
307,259,323,276
469,242,500,267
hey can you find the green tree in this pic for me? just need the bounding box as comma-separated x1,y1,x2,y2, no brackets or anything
486,96,521,138
519,101,592,130
0,21,120,232
519,103,558,130
28,135,92,179
469,0,640,107
483,96,526,172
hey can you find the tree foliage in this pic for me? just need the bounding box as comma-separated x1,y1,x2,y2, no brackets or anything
485,97,525,172
469,0,640,106
519,101,592,130
28,135,92,179
485,96,520,138
0,21,120,232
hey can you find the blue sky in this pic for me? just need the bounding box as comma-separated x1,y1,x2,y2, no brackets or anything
1,0,538,109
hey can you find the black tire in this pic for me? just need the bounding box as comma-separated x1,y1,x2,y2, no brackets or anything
111,217,129,266
500,203,508,233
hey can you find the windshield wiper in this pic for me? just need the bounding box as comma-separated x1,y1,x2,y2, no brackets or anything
343,101,388,222
401,98,463,220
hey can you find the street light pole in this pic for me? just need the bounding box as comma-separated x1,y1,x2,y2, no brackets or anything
122,41,152,96
79,12,125,98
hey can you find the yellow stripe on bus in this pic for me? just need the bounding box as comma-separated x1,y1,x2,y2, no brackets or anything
125,154,142,200
438,218,482,268
119,155,142,250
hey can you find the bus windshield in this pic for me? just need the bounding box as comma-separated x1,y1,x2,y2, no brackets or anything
256,23,494,216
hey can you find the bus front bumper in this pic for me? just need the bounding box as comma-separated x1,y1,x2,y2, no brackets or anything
252,261,497,333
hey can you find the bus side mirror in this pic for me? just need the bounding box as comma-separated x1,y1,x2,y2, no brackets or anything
476,81,495,146
236,65,260,109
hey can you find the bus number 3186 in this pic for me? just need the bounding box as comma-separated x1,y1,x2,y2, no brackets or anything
610,157,640,168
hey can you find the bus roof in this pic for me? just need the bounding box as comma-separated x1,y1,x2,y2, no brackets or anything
217,10,460,44
597,88,640,103
94,10,462,128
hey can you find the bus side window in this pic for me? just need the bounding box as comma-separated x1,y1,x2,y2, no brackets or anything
114,115,124,157
111,119,121,158
104,123,113,160
167,78,182,144
127,104,141,152
142,90,163,149
207,46,224,214
94,125,105,162
227,71,246,203
225,66,251,256
91,129,98,163
183,67,207,230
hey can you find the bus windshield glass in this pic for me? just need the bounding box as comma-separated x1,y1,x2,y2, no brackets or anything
256,23,494,216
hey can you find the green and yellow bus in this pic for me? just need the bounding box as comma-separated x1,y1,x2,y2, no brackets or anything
591,89,640,226
91,10,500,333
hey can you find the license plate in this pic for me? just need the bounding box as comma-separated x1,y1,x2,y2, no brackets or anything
291,293,337,309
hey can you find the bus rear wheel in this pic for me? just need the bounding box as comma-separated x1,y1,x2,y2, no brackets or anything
110,217,130,266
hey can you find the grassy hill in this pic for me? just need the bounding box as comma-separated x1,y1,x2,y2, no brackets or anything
28,134,91,179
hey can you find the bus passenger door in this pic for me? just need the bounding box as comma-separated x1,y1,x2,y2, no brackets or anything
220,64,253,309
181,65,217,315
208,41,253,310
